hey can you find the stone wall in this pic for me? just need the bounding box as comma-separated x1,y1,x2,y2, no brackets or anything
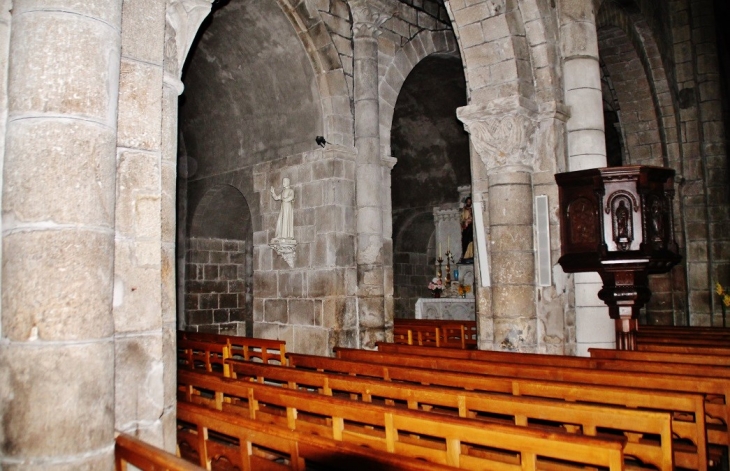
252,147,358,355
393,251,432,318
184,237,250,335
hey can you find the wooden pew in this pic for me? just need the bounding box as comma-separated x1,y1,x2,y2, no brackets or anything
641,326,730,335
227,358,673,469
636,334,730,348
288,353,709,470
638,343,730,356
393,319,477,349
178,330,286,365
177,338,231,376
177,401,455,471
589,347,730,366
334,348,730,451
115,433,203,471
372,343,730,379
178,370,626,471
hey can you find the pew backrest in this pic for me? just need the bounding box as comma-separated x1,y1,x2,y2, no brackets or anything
177,402,456,471
288,352,708,469
589,347,730,366
374,342,730,378
227,358,673,469
334,348,730,448
178,370,626,471
178,330,286,365
115,433,203,471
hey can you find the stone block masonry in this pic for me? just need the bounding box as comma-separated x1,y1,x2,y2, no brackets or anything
185,237,250,335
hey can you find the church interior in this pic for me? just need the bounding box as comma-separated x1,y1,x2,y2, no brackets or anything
2,0,730,469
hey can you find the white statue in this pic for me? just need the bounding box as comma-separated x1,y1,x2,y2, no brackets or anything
270,177,295,240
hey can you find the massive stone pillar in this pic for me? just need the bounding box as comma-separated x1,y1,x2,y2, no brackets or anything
458,97,538,352
0,0,122,468
558,0,613,354
349,0,395,348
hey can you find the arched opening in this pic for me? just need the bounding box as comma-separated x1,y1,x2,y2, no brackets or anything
184,185,253,335
178,1,324,340
390,53,471,319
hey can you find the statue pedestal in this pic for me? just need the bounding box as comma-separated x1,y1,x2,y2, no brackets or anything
415,298,476,320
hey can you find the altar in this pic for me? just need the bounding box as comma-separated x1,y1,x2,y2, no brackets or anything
415,298,476,320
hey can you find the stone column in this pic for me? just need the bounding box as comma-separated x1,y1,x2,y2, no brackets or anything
0,1,122,468
349,0,395,349
382,155,397,342
458,97,538,352
558,0,613,354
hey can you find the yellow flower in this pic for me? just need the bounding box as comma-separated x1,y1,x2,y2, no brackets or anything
717,283,725,296
724,294,730,308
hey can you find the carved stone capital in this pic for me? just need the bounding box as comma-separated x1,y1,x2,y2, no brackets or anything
457,97,538,172
348,0,396,38
165,0,214,87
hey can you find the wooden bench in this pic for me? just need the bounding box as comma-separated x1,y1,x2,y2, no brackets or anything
334,348,730,451
638,343,730,355
288,353,709,470
227,358,673,469
177,401,456,471
373,343,730,379
636,334,730,348
178,370,626,470
115,433,203,471
394,319,477,349
178,330,286,365
641,326,730,335
177,338,231,376
589,347,730,366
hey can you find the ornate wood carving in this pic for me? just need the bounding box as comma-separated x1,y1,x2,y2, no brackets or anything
556,166,681,350
567,197,597,246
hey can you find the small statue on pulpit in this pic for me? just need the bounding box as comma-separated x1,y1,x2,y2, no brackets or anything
460,196,474,263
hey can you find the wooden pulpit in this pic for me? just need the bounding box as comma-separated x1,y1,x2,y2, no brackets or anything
556,166,682,350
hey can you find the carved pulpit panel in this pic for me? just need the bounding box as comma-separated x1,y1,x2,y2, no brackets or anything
556,166,681,350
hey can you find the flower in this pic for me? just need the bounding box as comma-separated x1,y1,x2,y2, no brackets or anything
716,283,730,307
428,277,443,292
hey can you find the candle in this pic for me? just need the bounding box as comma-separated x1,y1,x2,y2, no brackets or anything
447,236,450,252
439,242,442,255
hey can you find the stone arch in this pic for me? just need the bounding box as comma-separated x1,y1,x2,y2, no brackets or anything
597,24,664,166
518,0,563,104
274,0,354,147
597,1,686,326
597,1,681,168
378,29,460,157
444,0,536,104
190,184,252,240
